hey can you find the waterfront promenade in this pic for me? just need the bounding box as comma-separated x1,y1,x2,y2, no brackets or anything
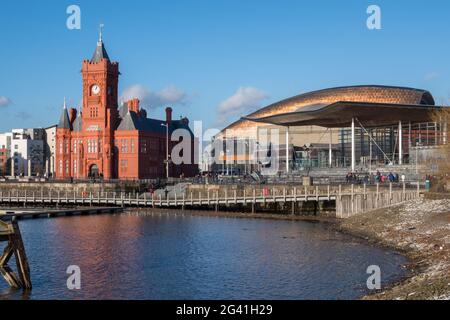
0,183,421,218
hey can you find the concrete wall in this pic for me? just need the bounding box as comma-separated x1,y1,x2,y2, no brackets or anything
336,189,420,218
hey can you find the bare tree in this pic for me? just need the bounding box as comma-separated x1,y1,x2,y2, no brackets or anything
431,102,450,181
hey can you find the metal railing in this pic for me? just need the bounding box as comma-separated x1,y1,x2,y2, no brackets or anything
0,182,422,208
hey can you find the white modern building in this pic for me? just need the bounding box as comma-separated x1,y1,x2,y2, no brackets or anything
44,125,57,177
0,128,52,177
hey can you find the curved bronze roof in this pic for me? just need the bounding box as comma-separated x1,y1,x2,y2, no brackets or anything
224,85,435,131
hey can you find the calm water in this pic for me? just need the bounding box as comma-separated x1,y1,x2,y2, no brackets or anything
0,212,408,300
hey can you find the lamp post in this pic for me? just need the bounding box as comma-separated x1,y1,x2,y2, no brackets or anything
161,123,170,179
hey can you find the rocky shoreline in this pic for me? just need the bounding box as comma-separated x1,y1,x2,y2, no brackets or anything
339,195,450,300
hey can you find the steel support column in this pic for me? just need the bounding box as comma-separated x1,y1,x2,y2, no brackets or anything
286,126,290,173
399,121,403,165
351,118,355,172
329,129,332,168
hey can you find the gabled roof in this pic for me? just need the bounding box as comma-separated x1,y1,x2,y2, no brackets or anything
116,110,193,136
118,103,128,118
58,107,71,130
117,111,139,130
72,114,82,132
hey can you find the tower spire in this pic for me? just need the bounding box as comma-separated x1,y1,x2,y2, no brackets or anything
91,24,110,63
58,98,71,129
99,23,104,42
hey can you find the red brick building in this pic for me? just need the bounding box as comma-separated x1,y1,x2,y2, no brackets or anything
56,33,197,180
0,148,8,176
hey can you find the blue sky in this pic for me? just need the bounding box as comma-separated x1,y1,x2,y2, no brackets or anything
1,0,450,132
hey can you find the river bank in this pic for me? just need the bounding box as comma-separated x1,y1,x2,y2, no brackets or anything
339,195,450,300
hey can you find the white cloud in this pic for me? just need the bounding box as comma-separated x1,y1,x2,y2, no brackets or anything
120,84,188,109
157,86,188,105
217,87,268,123
0,96,12,107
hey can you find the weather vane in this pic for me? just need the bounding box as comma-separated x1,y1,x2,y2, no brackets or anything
99,23,104,41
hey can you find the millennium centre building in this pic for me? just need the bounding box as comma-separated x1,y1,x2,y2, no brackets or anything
212,85,446,175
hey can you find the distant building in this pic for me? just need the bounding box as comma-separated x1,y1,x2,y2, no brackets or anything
0,129,44,177
55,31,197,180
44,125,57,177
0,147,8,176
0,132,12,176
0,126,56,178
214,85,446,174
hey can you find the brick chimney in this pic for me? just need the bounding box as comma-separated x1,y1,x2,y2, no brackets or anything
127,98,140,113
69,108,77,125
165,107,172,124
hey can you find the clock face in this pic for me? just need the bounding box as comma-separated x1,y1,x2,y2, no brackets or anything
91,85,100,95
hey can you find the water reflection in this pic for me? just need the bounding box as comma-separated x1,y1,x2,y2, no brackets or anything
0,212,408,300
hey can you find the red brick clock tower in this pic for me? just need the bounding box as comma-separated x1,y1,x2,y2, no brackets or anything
55,28,198,180
80,28,119,179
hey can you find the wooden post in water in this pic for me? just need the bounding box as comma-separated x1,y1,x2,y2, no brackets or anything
0,215,32,290
182,193,185,211
215,191,218,212
252,189,256,213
